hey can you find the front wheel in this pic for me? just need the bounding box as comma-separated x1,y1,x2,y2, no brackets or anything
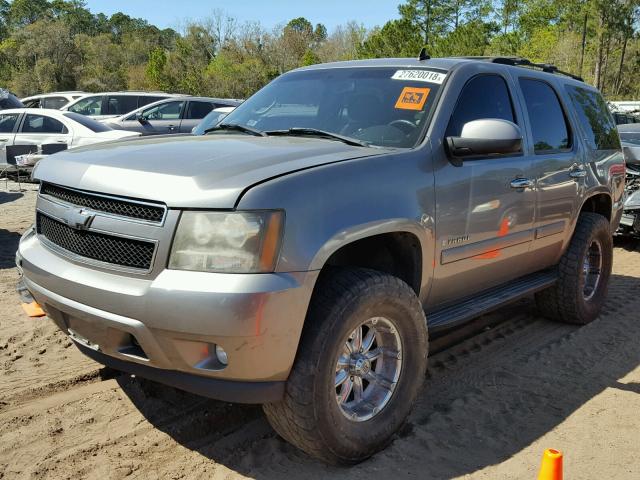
263,268,428,464
536,212,613,325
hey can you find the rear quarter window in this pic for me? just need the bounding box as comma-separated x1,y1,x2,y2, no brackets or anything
566,86,621,150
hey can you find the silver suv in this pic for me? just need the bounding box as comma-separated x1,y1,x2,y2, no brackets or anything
16,56,624,464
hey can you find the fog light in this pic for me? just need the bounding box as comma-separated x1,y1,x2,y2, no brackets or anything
215,344,228,365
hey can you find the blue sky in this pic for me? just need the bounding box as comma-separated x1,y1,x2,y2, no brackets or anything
83,1,400,31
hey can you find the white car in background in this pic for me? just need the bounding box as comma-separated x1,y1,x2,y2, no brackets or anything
0,109,141,163
21,91,87,110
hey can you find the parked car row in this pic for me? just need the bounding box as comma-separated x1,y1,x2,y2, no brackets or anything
0,89,239,174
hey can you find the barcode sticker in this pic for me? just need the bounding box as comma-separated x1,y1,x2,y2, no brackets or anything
391,70,446,84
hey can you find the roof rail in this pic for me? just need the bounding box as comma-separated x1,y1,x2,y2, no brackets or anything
456,56,584,82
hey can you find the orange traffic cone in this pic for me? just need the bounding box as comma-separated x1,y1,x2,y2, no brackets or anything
537,448,563,480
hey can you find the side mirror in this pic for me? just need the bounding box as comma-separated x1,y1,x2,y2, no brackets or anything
446,119,522,166
136,113,149,125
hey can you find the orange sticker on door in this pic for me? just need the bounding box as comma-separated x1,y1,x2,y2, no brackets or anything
395,87,431,110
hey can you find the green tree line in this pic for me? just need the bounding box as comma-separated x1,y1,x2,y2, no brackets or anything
1,0,639,99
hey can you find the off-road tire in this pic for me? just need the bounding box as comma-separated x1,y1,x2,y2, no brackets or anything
535,212,613,325
263,267,428,464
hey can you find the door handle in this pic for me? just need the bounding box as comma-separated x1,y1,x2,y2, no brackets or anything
569,163,587,178
510,178,534,189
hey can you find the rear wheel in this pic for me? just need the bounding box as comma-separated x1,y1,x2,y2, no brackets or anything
536,212,613,325
263,268,428,464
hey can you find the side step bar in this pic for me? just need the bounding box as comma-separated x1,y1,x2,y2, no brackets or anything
426,270,557,333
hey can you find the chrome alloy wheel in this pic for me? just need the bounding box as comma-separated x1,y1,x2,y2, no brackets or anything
582,239,603,301
334,317,403,422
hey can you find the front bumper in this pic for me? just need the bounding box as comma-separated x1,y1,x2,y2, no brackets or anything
17,228,318,403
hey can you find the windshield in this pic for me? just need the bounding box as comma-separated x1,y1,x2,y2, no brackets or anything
221,67,444,148
63,112,112,132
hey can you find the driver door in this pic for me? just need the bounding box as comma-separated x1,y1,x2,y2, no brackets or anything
428,73,537,307
137,100,186,135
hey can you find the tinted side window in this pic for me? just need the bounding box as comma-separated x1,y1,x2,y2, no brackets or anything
185,101,214,119
446,75,515,137
22,114,68,134
42,97,68,109
142,101,185,120
520,79,570,152
139,96,165,108
106,95,138,115
0,113,19,133
566,86,621,150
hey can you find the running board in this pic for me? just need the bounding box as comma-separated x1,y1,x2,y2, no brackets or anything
426,270,557,332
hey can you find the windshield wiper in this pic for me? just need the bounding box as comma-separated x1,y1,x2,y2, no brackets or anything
204,123,266,136
264,128,370,147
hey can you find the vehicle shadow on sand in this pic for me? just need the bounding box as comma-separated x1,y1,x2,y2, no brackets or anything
0,229,21,270
117,271,640,479
0,191,23,205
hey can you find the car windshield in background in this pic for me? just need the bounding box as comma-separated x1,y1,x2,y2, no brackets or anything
63,112,112,132
193,110,230,135
220,67,444,148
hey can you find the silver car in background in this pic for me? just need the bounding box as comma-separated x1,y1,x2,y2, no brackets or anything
62,91,187,121
104,97,240,135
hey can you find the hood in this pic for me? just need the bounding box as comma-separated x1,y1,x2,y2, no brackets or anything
33,134,387,208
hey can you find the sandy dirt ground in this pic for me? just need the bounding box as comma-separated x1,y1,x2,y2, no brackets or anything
0,181,639,479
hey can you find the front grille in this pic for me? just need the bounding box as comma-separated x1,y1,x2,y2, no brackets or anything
37,213,155,270
40,183,165,223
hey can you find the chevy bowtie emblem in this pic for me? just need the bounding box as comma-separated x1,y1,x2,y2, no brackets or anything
63,208,95,230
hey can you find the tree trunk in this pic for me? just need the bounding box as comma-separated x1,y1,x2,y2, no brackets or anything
615,34,629,95
601,32,611,94
579,11,588,77
594,11,606,90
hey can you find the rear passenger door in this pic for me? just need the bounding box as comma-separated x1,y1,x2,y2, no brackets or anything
430,72,536,307
179,101,215,133
513,75,582,266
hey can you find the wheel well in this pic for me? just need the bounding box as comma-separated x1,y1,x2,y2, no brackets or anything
323,232,422,295
580,194,612,221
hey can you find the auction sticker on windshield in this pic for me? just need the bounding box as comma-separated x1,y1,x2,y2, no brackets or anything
395,87,431,110
392,70,446,84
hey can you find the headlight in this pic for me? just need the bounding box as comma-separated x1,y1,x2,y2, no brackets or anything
169,211,284,273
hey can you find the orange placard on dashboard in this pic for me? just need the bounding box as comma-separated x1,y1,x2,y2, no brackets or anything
395,86,431,110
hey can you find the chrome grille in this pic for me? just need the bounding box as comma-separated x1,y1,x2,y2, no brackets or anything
40,183,165,223
37,213,155,270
